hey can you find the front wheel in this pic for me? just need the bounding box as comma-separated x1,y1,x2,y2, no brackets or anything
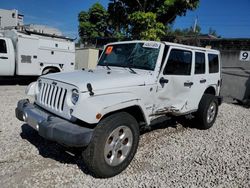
82,112,139,178
195,94,219,130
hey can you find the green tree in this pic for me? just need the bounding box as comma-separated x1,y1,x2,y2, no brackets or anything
78,3,108,44
108,0,200,40
129,12,165,40
107,1,128,39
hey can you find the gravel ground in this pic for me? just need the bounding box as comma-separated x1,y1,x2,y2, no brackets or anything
0,85,249,188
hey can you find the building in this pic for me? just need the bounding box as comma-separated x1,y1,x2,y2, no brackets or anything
0,9,24,28
0,9,63,37
75,48,100,70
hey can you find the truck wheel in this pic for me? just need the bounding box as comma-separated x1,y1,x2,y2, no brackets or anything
42,68,59,75
82,112,139,178
196,94,218,130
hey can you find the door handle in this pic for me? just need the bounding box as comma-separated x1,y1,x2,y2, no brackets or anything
0,56,8,59
200,79,206,83
184,82,193,87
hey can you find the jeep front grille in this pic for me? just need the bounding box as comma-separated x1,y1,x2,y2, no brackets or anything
39,82,67,112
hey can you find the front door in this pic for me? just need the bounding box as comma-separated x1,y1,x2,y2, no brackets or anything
154,47,194,114
0,38,11,75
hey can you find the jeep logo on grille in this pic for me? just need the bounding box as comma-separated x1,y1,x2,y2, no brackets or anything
52,81,57,85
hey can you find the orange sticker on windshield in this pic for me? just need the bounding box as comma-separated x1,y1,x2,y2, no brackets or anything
105,46,113,55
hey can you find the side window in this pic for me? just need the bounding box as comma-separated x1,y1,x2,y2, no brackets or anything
195,52,205,74
208,54,219,73
0,39,7,54
163,49,192,75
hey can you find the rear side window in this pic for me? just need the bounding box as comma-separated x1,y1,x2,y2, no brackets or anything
164,49,192,75
208,54,219,73
195,52,205,74
0,39,7,53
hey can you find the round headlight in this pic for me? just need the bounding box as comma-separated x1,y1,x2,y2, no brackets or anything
71,89,79,105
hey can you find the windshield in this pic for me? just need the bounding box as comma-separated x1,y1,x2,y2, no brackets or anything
98,42,161,71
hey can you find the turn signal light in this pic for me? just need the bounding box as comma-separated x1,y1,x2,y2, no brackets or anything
96,113,102,120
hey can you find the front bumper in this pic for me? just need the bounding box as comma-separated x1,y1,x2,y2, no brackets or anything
16,99,93,147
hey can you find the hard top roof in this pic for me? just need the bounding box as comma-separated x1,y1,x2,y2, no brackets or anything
107,40,219,53
163,41,219,53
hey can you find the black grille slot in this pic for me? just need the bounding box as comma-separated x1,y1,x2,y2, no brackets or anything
57,88,63,110
61,89,67,111
38,82,67,112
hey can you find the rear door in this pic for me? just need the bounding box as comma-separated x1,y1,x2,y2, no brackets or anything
188,51,208,110
0,38,13,75
154,47,194,114
207,53,221,95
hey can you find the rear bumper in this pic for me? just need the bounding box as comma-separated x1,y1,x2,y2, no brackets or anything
16,99,93,147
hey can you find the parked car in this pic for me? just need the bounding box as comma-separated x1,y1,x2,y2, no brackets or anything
16,40,222,178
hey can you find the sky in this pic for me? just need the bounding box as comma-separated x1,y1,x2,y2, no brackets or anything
0,0,250,39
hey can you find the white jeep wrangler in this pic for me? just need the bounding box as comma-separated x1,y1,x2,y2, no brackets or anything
16,41,222,178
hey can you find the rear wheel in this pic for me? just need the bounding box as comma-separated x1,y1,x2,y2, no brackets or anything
82,112,139,178
195,94,218,129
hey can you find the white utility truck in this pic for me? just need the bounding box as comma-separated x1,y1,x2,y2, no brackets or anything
16,41,222,178
0,28,75,76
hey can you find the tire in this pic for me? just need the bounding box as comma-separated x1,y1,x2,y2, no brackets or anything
195,94,218,130
42,68,59,75
82,112,139,178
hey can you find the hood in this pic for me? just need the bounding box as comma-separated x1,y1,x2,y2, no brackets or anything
42,67,154,92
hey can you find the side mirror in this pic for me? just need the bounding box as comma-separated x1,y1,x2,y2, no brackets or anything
159,77,169,84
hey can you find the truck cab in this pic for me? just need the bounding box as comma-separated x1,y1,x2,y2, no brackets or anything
0,37,15,75
16,40,222,178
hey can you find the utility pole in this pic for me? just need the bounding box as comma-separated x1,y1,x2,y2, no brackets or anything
193,16,198,33
193,16,200,46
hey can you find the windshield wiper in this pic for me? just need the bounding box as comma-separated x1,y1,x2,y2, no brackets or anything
127,58,137,74
104,60,111,70
128,67,137,74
